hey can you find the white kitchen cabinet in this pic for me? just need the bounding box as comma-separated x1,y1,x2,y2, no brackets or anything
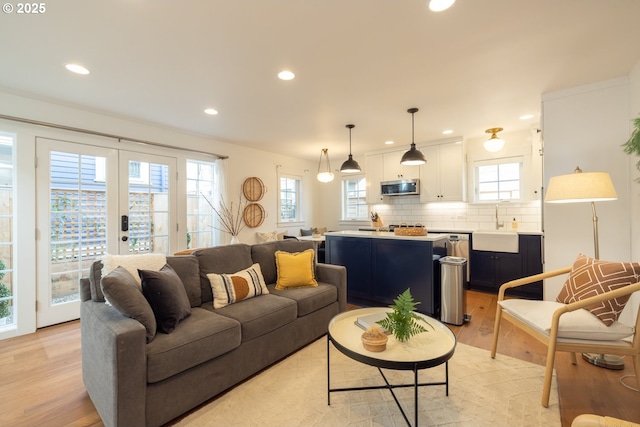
382,150,421,181
365,154,384,203
419,141,464,202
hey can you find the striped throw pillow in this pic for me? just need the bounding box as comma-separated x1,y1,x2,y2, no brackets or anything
207,263,269,309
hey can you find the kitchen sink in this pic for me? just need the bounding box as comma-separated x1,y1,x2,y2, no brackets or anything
472,230,519,253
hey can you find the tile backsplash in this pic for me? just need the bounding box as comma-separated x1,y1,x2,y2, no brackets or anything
368,196,542,232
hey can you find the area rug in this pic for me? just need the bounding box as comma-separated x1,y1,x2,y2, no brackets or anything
173,338,560,427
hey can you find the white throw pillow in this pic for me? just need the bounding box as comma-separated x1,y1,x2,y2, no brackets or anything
101,253,167,287
256,231,278,243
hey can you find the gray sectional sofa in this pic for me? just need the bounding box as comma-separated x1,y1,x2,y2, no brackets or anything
80,240,347,427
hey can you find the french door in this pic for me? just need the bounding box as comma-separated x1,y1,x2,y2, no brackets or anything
36,138,176,327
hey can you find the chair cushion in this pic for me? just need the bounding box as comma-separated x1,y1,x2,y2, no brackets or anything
267,282,337,316
207,263,269,309
275,249,318,289
146,308,241,383
556,254,640,325
256,231,278,243
499,299,634,340
210,294,297,342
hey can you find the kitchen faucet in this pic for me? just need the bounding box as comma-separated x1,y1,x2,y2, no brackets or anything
495,205,504,230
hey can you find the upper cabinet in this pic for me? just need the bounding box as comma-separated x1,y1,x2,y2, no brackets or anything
365,150,420,204
365,154,384,204
382,151,421,181
419,141,464,202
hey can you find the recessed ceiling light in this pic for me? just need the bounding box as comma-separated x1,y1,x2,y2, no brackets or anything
65,63,90,75
204,108,219,115
277,70,295,81
384,140,394,145
442,129,453,135
520,114,534,120
428,0,455,12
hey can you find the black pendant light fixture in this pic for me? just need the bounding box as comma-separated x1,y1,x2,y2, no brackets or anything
400,107,427,166
340,124,361,173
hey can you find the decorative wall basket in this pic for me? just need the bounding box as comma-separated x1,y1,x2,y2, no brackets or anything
242,177,266,202
243,203,266,228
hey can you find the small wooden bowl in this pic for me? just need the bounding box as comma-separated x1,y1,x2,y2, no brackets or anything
361,326,388,352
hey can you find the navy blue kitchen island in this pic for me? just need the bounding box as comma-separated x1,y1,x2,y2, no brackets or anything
325,231,448,317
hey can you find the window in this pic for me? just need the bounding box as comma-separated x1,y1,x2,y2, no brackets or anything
279,174,302,222
186,160,217,249
0,133,14,327
475,158,522,202
342,176,367,220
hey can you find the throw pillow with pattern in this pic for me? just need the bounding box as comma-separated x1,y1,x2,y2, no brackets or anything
207,263,269,309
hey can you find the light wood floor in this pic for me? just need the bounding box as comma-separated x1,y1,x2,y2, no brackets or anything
1,290,638,427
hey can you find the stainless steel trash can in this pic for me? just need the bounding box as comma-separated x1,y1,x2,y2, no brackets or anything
439,256,469,326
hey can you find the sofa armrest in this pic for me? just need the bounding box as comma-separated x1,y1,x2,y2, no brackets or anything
316,263,347,312
81,300,147,427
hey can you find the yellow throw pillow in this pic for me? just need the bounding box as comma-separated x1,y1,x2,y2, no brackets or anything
275,249,318,290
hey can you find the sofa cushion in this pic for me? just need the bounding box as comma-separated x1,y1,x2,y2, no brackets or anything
256,231,278,243
166,255,201,307
194,244,254,304
556,254,640,325
275,249,318,290
268,282,337,317
146,308,241,383
251,240,314,284
207,263,269,309
101,266,157,342
210,294,297,342
140,264,192,334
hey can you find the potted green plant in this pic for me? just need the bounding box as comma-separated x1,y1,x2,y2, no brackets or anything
377,288,433,342
622,115,640,182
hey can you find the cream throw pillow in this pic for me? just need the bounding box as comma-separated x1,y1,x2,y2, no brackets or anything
275,249,318,290
207,263,269,309
256,231,278,243
102,253,167,286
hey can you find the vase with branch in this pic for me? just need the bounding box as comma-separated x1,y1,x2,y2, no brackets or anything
201,193,247,244
622,115,640,183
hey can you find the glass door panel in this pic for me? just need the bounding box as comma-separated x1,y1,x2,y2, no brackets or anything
119,151,175,255
36,138,117,327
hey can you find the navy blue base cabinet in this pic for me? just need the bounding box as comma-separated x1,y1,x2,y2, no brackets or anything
326,235,446,317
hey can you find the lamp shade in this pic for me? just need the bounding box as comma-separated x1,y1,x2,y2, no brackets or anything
400,108,426,166
484,127,505,152
316,148,334,183
545,168,617,203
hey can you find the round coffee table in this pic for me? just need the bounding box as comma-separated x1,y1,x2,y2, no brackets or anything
327,307,456,427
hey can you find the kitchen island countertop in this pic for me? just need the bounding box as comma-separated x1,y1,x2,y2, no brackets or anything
324,230,449,242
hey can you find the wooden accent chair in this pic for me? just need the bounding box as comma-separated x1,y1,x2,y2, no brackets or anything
572,414,640,427
491,266,640,407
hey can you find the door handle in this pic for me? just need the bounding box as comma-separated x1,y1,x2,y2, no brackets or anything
121,215,129,232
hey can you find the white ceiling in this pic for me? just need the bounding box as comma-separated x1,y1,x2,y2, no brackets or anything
2,0,640,161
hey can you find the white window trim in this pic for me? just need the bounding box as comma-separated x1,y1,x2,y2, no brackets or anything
341,174,368,220
277,171,304,225
473,156,524,203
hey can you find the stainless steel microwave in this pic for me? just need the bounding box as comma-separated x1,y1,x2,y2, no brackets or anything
380,179,420,196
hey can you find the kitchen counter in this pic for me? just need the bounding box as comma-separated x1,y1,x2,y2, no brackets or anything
325,230,449,242
325,231,447,316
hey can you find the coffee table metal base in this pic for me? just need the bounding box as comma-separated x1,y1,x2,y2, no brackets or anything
327,336,449,427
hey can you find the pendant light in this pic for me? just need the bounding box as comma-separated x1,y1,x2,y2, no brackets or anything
400,108,426,165
316,148,334,183
340,124,361,173
484,127,505,152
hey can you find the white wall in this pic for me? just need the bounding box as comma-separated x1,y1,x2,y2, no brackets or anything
542,77,634,304
0,90,324,339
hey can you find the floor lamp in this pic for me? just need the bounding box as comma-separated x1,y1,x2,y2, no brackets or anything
545,166,621,369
